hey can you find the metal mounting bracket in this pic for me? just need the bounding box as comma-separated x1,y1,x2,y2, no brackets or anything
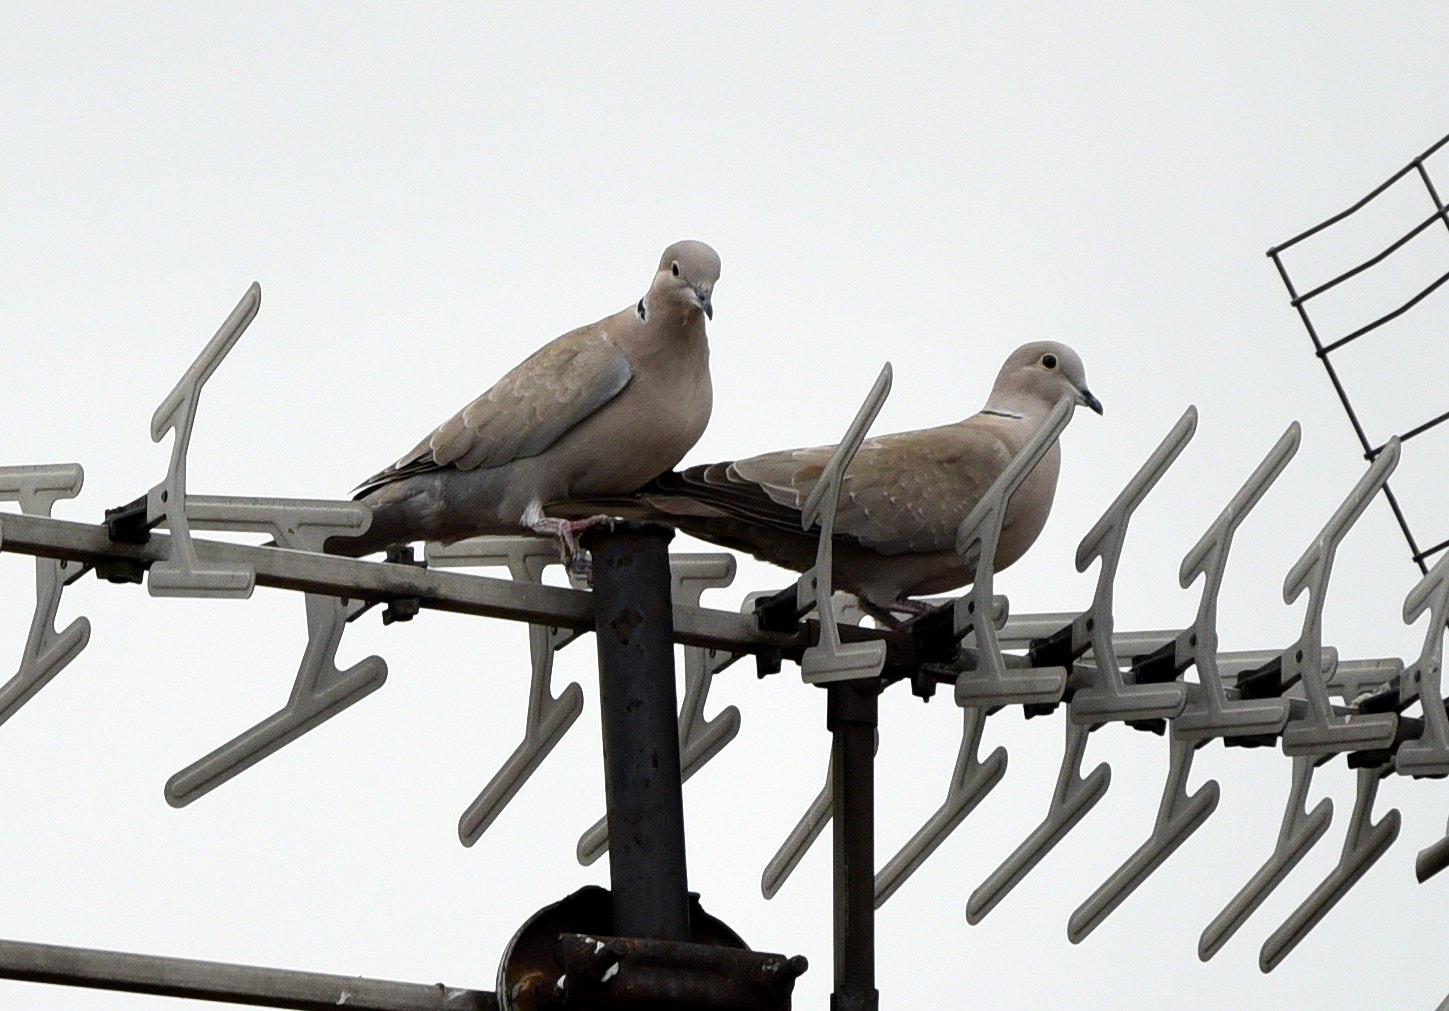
576,552,743,865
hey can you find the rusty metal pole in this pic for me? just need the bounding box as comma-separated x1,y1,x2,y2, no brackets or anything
828,678,879,1011
583,521,692,942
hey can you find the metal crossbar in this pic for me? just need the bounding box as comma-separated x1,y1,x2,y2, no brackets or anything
12,274,1449,1009
0,939,495,1011
1269,131,1449,571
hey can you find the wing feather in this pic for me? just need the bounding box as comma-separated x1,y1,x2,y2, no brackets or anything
355,326,632,497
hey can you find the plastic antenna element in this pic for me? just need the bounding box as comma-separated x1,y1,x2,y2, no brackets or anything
1065,428,1302,942
576,552,742,865
1280,440,1402,757
145,284,260,598
1068,407,1197,725
1171,424,1301,744
424,536,588,847
1198,754,1332,961
953,397,1074,709
1259,764,1399,972
970,410,1210,922
969,412,1196,912
967,715,1106,924
797,363,892,685
874,703,1008,907
1397,548,1449,781
1393,552,1449,880
762,594,871,897
1067,731,1220,944
0,465,91,726
164,496,386,807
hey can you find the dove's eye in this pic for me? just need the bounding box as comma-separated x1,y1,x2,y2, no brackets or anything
671,262,680,277
1041,353,1058,370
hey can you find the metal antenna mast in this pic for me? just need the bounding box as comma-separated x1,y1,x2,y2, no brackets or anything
8,137,1449,1004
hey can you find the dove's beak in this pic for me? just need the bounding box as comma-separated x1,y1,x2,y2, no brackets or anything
697,287,714,320
1078,386,1103,415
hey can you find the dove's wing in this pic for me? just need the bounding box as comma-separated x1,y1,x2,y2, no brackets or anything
355,326,632,497
726,421,1015,555
544,340,1100,610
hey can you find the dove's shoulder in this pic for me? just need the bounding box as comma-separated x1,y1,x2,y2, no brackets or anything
829,417,1019,554
355,317,634,495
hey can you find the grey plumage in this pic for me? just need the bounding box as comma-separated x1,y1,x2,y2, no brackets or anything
326,240,720,558
552,341,1101,617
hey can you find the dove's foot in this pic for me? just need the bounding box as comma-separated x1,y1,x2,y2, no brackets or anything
525,511,616,583
858,595,940,630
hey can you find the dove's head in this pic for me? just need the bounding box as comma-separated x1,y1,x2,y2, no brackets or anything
988,341,1103,417
646,240,720,321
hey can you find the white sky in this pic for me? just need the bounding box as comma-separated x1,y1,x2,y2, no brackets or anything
3,4,1449,1009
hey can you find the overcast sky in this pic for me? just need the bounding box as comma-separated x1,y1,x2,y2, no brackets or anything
4,4,1449,1009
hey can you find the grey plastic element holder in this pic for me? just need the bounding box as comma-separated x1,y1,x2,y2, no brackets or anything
1068,732,1220,943
953,397,1074,708
982,612,1316,681
1064,426,1329,941
424,536,588,847
1197,649,1402,957
1259,765,1399,972
0,465,91,726
1394,541,1449,779
576,552,742,866
1172,423,1301,744
967,715,1106,924
761,594,871,898
164,495,386,807
962,412,1202,920
880,405,1211,909
1070,407,1197,725
1395,551,1449,879
1280,439,1401,758
797,363,892,684
874,703,1008,908
1199,754,1331,961
145,283,260,598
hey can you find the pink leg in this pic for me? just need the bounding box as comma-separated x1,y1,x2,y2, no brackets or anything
527,513,616,579
859,595,942,630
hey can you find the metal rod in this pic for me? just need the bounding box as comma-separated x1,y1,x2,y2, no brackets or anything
1320,266,1449,354
1266,131,1449,254
828,679,879,1011
0,510,799,656
585,521,692,941
0,937,494,1010
1269,229,1430,574
1290,207,1447,306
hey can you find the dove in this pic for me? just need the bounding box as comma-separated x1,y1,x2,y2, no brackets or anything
551,341,1100,622
324,240,720,563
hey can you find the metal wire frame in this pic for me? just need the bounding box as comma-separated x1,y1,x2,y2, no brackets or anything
1268,131,1449,572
